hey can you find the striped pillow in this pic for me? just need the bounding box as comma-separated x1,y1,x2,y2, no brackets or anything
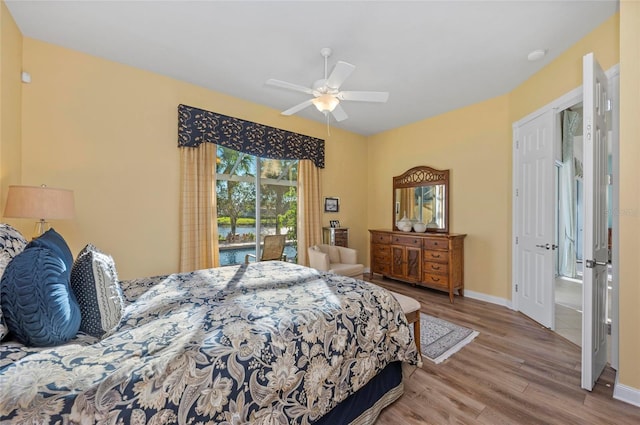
70,244,124,338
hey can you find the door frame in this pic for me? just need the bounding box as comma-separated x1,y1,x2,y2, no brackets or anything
512,64,619,369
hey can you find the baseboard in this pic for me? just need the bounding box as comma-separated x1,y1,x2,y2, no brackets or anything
365,272,512,309
464,290,513,309
614,376,640,408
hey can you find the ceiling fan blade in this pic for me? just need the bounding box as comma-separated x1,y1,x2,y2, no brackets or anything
266,79,314,95
326,61,356,89
339,91,389,102
331,103,348,122
281,99,314,116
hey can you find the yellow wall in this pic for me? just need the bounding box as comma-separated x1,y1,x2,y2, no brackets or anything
509,14,619,123
367,95,511,299
17,38,368,279
618,0,640,395
0,1,22,206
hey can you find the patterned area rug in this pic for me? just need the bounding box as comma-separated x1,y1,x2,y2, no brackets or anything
417,314,479,364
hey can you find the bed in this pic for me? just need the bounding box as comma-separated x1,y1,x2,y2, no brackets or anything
0,260,421,424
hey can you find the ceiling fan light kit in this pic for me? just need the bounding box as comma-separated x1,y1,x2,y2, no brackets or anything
266,47,389,123
312,94,339,112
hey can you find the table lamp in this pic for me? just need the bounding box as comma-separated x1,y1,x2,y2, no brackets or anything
3,185,75,238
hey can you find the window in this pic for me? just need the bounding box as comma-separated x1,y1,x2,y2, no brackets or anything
216,146,298,265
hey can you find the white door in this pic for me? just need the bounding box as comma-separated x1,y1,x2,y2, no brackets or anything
516,109,555,328
581,52,609,390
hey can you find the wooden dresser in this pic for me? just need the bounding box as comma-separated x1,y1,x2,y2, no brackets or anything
369,229,466,302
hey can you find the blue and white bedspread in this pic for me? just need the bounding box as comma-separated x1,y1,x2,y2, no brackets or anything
0,261,420,424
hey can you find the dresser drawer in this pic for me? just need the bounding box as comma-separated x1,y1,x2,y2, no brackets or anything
334,232,348,246
423,238,448,251
423,250,449,263
371,232,391,244
372,263,390,275
424,261,448,275
422,273,449,288
371,244,391,261
391,235,422,247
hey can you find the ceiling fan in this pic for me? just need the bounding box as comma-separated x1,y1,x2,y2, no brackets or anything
266,47,389,122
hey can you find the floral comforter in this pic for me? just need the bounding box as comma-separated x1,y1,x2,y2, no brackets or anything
0,262,420,424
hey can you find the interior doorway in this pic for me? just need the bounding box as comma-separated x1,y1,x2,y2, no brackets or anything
512,61,620,385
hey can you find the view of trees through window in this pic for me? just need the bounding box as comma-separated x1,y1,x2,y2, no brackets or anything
216,146,298,265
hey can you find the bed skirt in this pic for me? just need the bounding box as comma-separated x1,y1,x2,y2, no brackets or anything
315,361,404,425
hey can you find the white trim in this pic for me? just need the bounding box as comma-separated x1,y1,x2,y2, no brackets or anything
464,290,513,309
608,68,620,371
511,127,519,311
614,376,640,408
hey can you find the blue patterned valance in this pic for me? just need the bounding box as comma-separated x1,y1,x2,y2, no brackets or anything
178,104,325,168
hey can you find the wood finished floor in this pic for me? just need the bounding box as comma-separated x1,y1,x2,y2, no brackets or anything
367,275,640,425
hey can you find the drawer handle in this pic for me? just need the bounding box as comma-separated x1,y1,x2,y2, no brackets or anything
431,265,440,270
432,253,441,258
431,276,440,282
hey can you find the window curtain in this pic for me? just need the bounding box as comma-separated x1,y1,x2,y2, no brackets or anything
178,104,325,269
297,160,322,266
179,143,219,272
558,110,580,278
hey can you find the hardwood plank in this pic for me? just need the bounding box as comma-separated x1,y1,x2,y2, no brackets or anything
368,275,640,425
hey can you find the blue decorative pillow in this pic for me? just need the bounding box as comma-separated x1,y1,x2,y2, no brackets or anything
71,244,124,338
0,224,28,341
0,246,81,346
27,228,73,279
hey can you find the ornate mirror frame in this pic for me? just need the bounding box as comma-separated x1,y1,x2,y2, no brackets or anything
392,165,450,233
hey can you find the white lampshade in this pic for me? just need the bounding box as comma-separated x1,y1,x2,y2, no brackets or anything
3,185,75,237
312,94,339,112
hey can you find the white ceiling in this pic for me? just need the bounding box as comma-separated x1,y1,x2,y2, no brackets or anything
5,0,618,136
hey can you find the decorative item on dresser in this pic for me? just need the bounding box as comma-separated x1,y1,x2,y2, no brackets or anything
369,230,465,302
323,226,349,247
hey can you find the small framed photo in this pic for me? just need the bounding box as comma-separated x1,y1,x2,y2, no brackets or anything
330,220,340,228
324,197,339,213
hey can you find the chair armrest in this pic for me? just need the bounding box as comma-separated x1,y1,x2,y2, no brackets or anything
308,248,330,271
336,246,358,264
245,253,257,264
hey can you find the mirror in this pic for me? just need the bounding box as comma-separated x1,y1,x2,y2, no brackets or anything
393,166,449,233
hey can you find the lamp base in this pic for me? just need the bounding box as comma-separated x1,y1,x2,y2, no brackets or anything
33,219,50,239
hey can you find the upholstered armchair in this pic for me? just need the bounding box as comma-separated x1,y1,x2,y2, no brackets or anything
308,244,364,280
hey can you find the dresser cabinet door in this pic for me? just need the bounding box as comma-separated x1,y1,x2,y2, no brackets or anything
391,245,405,277
406,246,422,281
